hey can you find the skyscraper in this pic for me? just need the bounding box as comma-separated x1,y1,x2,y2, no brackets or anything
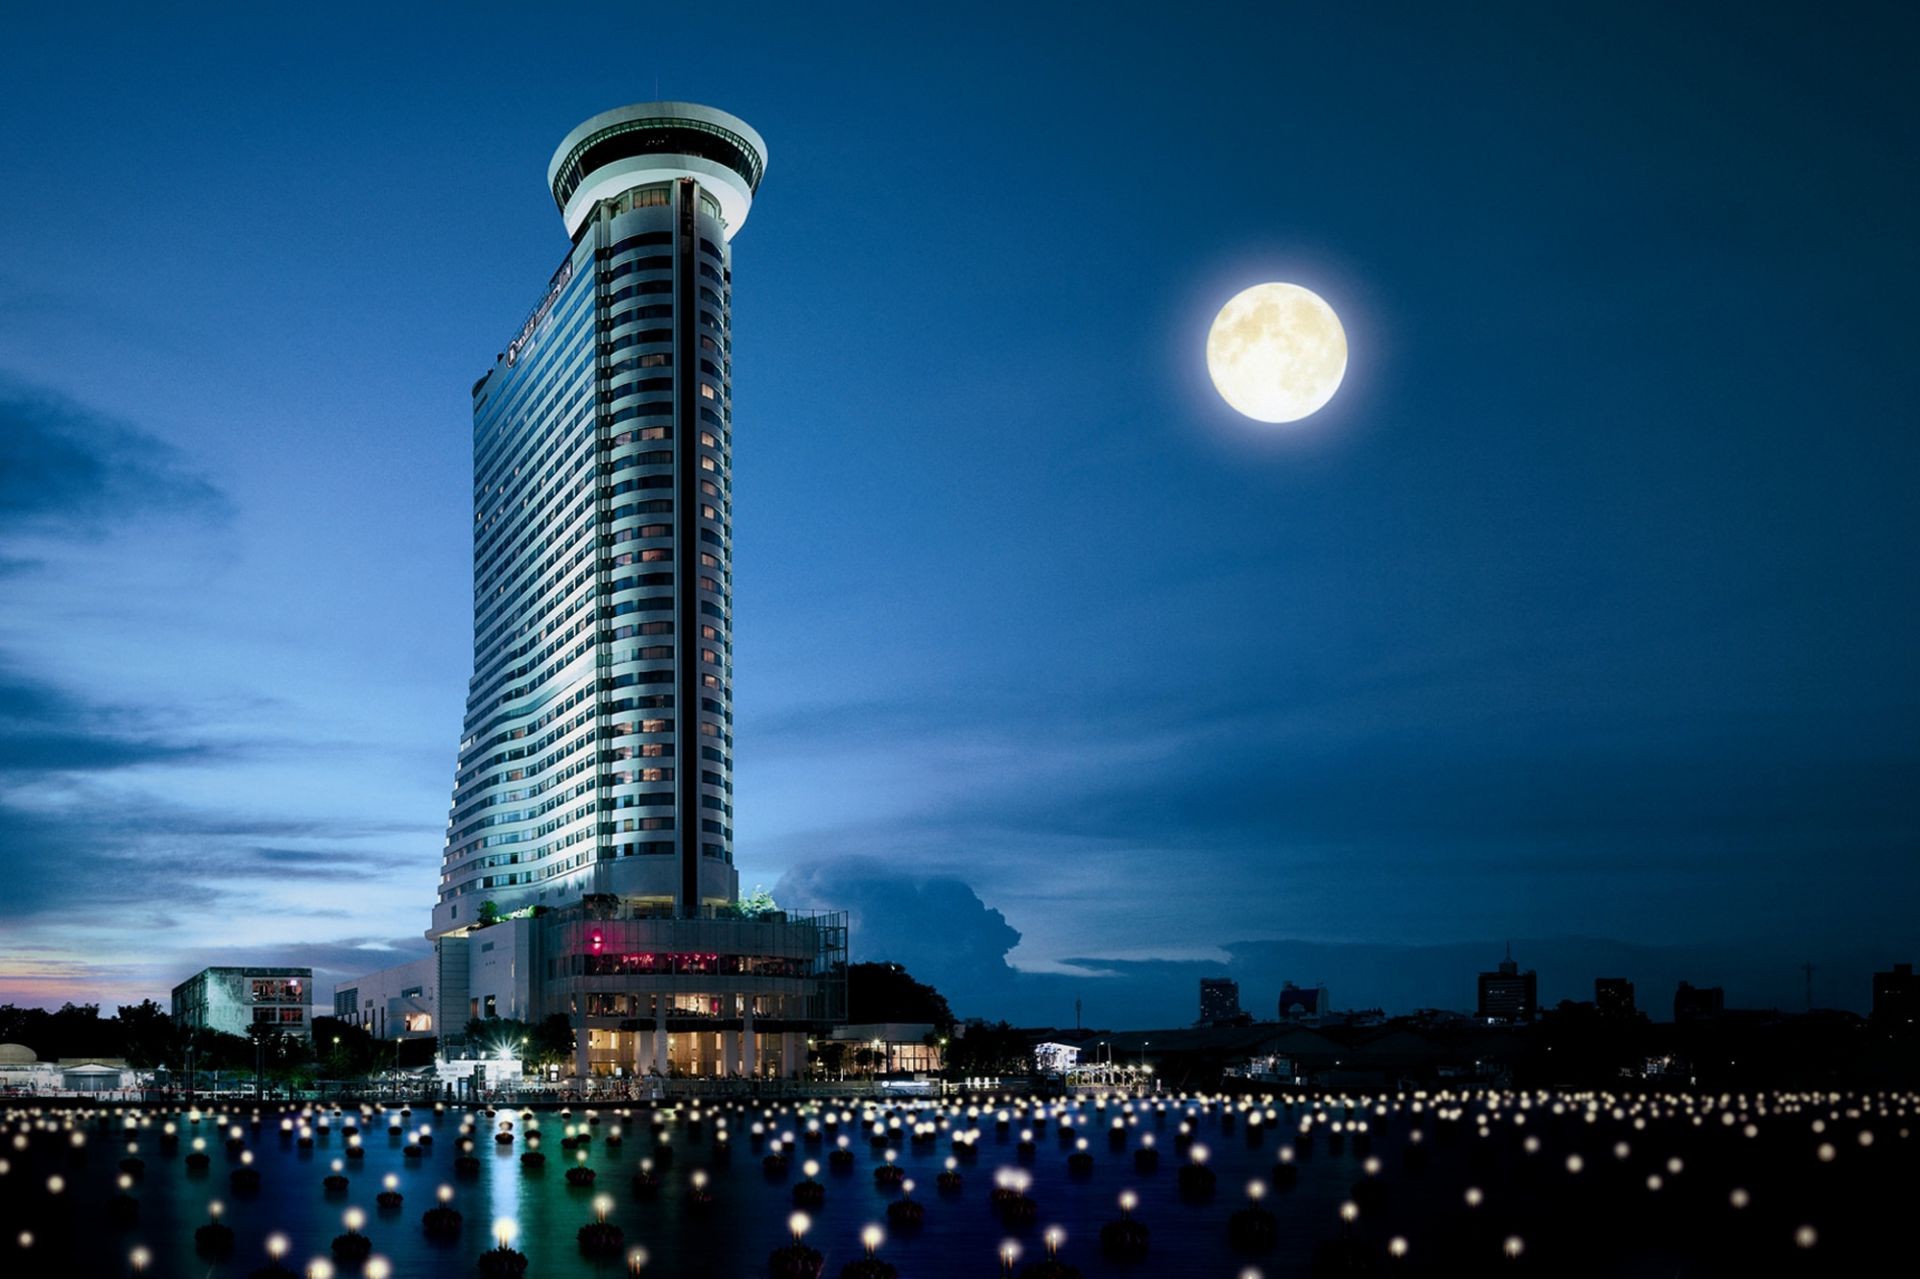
1198,977,1242,1025
1476,945,1538,1024
432,104,767,935
411,103,844,1079
1595,976,1636,1019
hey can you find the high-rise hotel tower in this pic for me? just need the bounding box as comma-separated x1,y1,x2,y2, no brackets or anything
432,103,765,934
417,104,844,1079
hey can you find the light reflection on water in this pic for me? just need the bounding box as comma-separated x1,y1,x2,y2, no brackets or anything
2,1092,1913,1277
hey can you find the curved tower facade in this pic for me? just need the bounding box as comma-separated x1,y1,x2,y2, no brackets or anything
424,104,845,1078
433,104,764,936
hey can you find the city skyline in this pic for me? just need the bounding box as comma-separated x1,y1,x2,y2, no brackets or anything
2,3,1917,1026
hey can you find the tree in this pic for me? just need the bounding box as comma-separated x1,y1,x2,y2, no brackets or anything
945,1020,1034,1078
847,962,957,1032
477,900,502,926
809,1040,849,1079
116,1000,179,1068
311,1016,379,1077
530,1014,575,1067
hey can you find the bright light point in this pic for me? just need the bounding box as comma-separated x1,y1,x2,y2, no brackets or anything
1207,282,1348,423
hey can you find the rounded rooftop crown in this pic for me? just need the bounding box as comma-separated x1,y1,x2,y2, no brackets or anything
547,101,768,241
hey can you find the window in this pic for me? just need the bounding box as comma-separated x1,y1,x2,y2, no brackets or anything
484,995,498,1018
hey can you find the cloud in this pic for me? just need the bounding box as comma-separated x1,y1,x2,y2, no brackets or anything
743,648,1920,975
0,382,226,537
771,858,1906,1027
0,661,223,775
776,856,1024,1005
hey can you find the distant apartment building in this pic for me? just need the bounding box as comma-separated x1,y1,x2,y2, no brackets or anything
172,967,312,1039
1673,981,1725,1022
1476,947,1538,1024
1199,978,1242,1025
332,955,437,1040
1595,977,1636,1018
1278,982,1331,1023
1870,962,1915,1030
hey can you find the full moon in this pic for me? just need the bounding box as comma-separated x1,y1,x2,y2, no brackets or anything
1206,282,1348,423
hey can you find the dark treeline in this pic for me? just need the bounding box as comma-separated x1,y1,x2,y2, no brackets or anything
0,1001,432,1081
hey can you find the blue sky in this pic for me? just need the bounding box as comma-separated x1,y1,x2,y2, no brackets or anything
1,2,1914,1025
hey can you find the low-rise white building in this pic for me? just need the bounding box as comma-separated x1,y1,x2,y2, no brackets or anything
829,1023,943,1075
333,954,437,1040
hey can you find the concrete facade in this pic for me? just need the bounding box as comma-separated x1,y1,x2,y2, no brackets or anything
332,954,437,1040
171,967,312,1039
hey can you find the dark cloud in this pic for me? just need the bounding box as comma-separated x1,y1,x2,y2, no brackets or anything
0,781,433,921
768,858,1906,1027
746,657,1920,969
0,662,220,774
776,857,1024,1005
179,935,432,993
0,382,226,536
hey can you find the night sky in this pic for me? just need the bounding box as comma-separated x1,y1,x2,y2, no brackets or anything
1,2,1914,1026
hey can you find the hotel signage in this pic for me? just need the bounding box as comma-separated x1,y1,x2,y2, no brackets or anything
505,258,576,367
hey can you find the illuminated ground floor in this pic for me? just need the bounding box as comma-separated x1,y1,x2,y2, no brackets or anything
431,897,848,1079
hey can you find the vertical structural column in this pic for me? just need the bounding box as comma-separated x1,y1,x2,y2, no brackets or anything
673,176,701,919
720,1028,739,1079
654,996,669,1076
742,1002,757,1076
574,1006,591,1079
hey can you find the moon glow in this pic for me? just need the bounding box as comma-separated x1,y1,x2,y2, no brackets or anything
1206,282,1348,423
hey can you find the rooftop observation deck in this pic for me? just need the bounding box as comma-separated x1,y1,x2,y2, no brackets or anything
546,101,768,241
